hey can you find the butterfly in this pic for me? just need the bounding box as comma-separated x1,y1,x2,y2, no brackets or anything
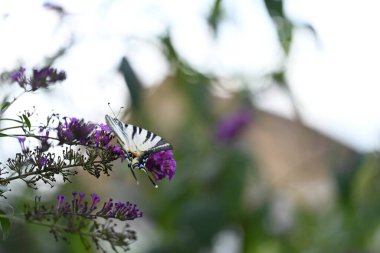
105,115,173,180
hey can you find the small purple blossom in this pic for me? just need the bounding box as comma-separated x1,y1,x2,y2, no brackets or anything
10,66,66,91
90,193,101,210
30,67,66,91
145,150,176,182
109,146,127,161
90,123,127,161
56,192,142,220
57,194,65,210
216,108,252,141
57,117,96,145
17,136,29,153
92,123,113,147
11,67,27,87
35,156,49,168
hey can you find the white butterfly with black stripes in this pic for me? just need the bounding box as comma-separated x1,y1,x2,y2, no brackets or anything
105,115,173,171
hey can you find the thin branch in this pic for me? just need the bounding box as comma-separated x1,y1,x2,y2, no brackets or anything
0,160,107,184
0,125,24,132
0,118,23,124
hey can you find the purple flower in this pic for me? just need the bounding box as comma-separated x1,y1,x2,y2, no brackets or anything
57,195,65,210
92,123,113,147
56,192,142,220
11,67,27,88
36,156,49,168
216,108,252,141
30,67,66,91
90,123,127,161
57,117,96,145
96,199,143,221
89,193,101,211
145,150,176,182
109,146,127,161
10,66,66,91
17,136,29,153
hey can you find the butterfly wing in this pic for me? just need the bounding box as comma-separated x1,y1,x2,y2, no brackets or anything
129,125,173,156
105,115,172,158
105,115,137,153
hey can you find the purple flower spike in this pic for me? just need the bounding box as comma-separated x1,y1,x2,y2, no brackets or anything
30,67,66,91
145,150,176,182
54,193,142,221
96,199,142,221
11,66,66,91
216,108,252,142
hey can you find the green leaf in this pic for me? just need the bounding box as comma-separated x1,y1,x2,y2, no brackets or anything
160,34,179,63
0,102,11,112
118,57,142,112
264,0,284,18
276,18,293,54
22,114,31,130
207,0,223,35
263,0,293,54
0,202,13,240
0,211,10,240
272,70,285,86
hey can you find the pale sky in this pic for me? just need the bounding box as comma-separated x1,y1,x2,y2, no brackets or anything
0,0,379,152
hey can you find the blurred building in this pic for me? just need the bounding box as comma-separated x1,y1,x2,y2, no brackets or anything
144,76,360,210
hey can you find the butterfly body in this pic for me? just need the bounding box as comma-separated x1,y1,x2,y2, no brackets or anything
105,115,173,170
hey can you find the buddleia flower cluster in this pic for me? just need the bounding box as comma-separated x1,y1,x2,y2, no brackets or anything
24,192,142,252
0,114,128,194
0,66,177,252
10,66,66,91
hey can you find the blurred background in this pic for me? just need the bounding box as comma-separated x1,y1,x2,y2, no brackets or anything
1,0,380,252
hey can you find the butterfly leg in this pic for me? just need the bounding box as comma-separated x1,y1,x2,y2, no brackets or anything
129,167,139,184
127,152,139,184
140,169,158,188
147,174,158,188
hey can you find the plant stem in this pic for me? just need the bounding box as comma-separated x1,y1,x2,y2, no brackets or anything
2,134,60,141
0,118,23,124
0,160,106,184
0,125,24,132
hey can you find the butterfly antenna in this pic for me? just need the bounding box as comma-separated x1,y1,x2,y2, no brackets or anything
116,106,124,118
107,102,124,118
107,102,117,118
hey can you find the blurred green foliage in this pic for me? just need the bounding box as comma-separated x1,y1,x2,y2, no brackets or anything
119,57,143,112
